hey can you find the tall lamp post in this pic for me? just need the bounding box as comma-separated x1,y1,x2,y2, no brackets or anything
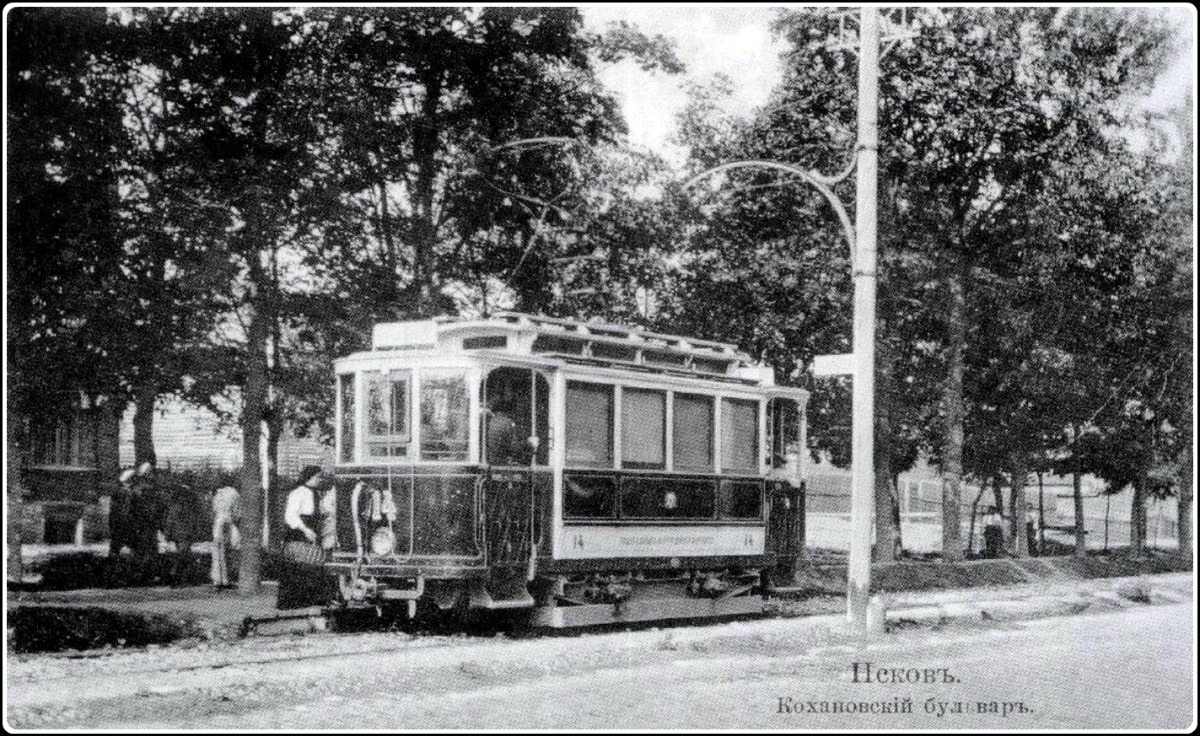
845,4,880,632
685,7,911,631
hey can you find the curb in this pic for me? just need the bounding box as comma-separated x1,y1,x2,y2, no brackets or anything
886,580,1190,627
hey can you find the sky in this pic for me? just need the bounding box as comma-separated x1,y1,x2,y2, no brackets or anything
583,6,785,165
581,5,1197,167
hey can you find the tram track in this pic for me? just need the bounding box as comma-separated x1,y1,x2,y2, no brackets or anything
6,602,849,730
10,601,816,685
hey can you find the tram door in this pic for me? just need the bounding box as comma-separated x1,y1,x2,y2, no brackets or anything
481,367,551,574
766,398,805,567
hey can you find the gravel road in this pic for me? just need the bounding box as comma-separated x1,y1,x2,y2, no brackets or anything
6,580,1193,730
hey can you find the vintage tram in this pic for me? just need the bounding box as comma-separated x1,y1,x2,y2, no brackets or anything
311,312,808,627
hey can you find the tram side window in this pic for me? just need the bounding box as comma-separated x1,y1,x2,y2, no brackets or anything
338,373,355,462
565,382,613,468
719,480,764,519
672,393,714,472
365,370,410,459
621,388,666,470
563,474,617,519
420,370,469,462
721,398,759,474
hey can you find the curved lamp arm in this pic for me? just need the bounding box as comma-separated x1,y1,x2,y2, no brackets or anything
683,159,856,261
481,136,578,156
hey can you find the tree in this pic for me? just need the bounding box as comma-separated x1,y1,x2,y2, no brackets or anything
114,8,683,590
300,7,680,324
7,7,131,574
664,8,1181,564
111,7,337,590
261,8,683,446
764,7,1178,560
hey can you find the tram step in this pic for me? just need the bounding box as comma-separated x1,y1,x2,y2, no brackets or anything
533,594,765,628
468,580,535,610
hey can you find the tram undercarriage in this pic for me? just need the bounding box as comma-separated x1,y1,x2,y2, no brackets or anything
323,561,805,629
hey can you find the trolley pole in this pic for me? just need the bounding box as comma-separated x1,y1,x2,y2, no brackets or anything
846,5,880,630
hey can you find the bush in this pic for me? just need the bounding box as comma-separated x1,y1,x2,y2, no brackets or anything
9,605,202,653
31,551,212,590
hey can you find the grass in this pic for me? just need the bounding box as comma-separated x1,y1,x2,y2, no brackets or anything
794,547,1191,595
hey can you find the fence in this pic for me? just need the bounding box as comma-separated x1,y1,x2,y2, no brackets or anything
803,472,1181,554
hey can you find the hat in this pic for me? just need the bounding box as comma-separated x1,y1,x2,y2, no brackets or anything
304,470,329,489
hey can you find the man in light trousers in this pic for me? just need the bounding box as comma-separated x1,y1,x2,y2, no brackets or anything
211,484,241,588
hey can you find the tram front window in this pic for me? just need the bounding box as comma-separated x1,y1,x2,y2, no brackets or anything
365,370,410,458
420,370,469,462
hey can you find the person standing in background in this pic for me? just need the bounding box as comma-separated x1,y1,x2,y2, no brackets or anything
211,484,241,588
109,468,137,555
129,460,161,559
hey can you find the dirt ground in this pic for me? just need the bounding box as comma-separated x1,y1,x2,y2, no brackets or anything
6,573,1193,730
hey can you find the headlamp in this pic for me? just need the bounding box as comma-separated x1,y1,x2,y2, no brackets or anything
370,527,396,557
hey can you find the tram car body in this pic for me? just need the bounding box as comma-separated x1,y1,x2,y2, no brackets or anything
318,312,808,627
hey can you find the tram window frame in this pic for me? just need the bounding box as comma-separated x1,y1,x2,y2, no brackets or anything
767,397,801,473
565,381,615,469
337,372,356,463
620,476,716,520
672,392,715,473
621,387,667,471
364,369,412,460
718,479,764,520
720,397,760,475
483,367,551,467
419,369,471,463
563,473,618,519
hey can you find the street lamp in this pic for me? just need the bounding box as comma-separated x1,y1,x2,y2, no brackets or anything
683,6,902,631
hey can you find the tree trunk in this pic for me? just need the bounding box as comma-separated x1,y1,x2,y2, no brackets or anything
265,408,283,551
1130,478,1146,558
7,409,25,583
132,377,157,467
892,471,903,554
238,288,270,594
264,273,283,552
409,68,444,317
1037,472,1045,556
1104,492,1111,551
96,398,123,555
1011,455,1029,558
1179,449,1192,563
992,475,1011,552
1072,470,1087,557
967,479,989,557
940,266,966,561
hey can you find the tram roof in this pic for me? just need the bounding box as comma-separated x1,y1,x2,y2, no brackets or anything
351,312,795,386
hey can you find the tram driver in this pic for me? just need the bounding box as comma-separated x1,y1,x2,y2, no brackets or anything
483,381,534,466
